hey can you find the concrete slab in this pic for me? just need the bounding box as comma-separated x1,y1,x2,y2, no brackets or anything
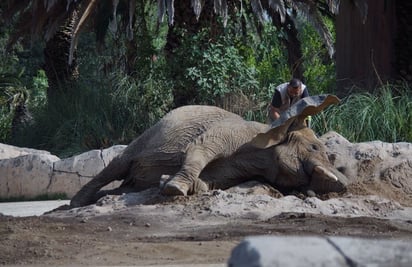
0,200,69,217
228,235,347,267
228,235,412,267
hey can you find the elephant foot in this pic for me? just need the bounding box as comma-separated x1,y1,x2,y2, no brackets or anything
160,179,189,196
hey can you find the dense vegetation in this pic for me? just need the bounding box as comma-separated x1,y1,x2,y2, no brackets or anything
0,3,411,157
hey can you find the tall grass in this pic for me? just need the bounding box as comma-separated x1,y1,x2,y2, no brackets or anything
313,83,412,143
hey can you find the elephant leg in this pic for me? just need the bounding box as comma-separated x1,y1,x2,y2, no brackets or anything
160,125,248,196
70,157,132,207
160,146,213,196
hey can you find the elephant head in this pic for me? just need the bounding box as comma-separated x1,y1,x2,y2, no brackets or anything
250,95,348,194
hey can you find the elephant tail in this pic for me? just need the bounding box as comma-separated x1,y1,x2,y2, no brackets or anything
70,155,132,208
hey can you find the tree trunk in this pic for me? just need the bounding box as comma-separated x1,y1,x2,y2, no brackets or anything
394,1,412,84
335,0,397,95
43,9,79,101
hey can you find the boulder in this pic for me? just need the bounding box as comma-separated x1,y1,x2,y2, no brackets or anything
0,143,51,160
49,145,125,197
321,131,412,183
320,131,412,205
0,153,60,198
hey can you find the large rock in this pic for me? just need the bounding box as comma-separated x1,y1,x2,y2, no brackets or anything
0,144,126,199
321,131,412,182
49,145,125,197
320,131,412,205
0,153,60,198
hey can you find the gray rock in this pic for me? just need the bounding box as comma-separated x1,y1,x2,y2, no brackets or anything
228,236,347,267
0,143,51,160
0,153,60,198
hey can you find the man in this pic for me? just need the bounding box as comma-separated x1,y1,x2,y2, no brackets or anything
268,78,309,123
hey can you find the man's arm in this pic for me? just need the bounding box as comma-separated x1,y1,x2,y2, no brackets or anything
269,105,281,121
269,90,282,121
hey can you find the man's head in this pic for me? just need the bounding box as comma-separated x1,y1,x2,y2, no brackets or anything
287,78,302,97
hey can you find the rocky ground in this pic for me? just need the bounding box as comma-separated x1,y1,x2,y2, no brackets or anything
1,184,412,266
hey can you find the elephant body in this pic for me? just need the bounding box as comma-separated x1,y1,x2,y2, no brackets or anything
71,96,348,207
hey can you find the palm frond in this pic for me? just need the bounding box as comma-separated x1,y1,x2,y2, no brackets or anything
109,0,119,33
126,0,136,40
166,0,174,25
191,0,203,20
353,0,368,24
214,0,228,26
250,0,265,23
157,0,166,23
268,0,286,23
69,0,98,65
45,0,59,12
327,0,340,14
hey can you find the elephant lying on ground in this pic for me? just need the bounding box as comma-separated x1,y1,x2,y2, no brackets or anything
70,95,348,207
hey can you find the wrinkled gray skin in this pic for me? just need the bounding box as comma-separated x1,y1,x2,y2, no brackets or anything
70,95,348,207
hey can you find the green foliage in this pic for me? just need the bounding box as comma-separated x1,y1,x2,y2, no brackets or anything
184,37,259,103
0,73,28,142
299,17,336,95
12,65,173,157
29,70,48,107
245,24,291,89
0,22,46,143
313,83,412,143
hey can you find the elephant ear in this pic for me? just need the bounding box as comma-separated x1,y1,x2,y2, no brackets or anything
250,95,340,149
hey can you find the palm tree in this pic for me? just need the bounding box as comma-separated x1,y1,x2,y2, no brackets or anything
3,1,83,99
2,1,128,93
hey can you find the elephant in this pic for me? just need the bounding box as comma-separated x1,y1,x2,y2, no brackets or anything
70,95,348,208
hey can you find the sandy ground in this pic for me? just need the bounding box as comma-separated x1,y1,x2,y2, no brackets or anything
1,184,412,266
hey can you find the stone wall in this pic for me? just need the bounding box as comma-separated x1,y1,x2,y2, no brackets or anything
0,143,125,199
